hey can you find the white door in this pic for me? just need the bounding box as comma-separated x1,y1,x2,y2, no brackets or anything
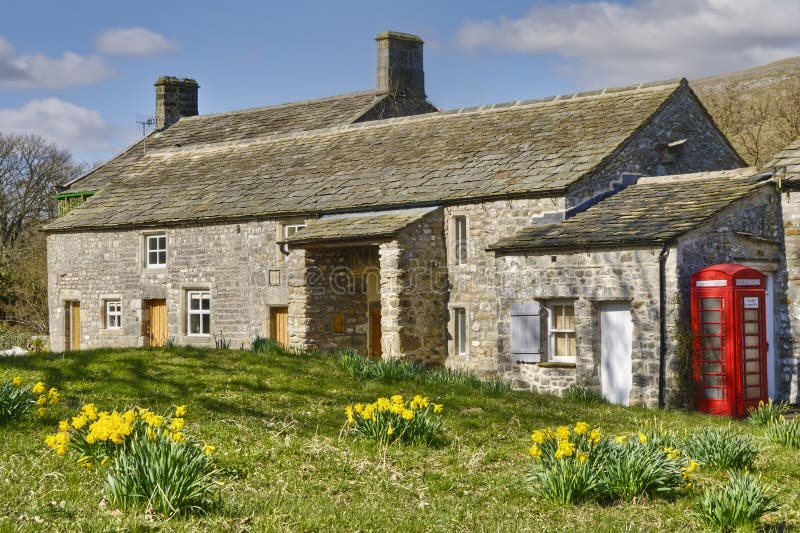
765,274,776,399
601,302,633,406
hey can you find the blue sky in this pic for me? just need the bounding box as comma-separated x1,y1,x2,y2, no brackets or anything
2,0,800,163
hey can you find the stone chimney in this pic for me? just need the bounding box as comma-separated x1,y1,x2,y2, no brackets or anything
154,76,199,130
375,31,425,100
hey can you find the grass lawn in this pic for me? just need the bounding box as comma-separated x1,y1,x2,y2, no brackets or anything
1,347,798,531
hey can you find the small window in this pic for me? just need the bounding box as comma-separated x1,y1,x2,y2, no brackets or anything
105,300,122,329
549,303,576,362
187,291,210,336
281,224,305,253
454,216,467,265
146,234,167,268
453,307,468,355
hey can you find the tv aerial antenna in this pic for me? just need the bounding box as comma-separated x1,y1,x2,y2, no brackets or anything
136,114,156,155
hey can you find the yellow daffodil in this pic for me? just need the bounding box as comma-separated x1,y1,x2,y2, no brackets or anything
554,440,575,459
175,405,188,417
71,414,88,430
589,429,602,445
433,404,443,413
32,382,46,394
556,426,571,441
203,444,216,455
615,435,627,444
574,422,590,435
577,451,589,464
58,420,70,432
12,376,22,386
529,444,542,458
387,424,394,436
36,407,48,417
171,417,185,431
638,432,647,444
531,430,547,444
47,388,60,405
36,395,47,405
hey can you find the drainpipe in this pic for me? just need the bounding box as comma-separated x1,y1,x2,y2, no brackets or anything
658,243,670,409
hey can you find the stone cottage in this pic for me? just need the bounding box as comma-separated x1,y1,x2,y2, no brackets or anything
45,30,769,407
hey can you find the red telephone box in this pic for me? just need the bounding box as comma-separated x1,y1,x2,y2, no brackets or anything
691,264,768,417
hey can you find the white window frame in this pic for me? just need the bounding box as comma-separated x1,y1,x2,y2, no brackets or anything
547,301,576,363
187,290,211,336
453,307,468,355
454,216,468,265
145,234,167,268
281,223,306,253
105,300,122,330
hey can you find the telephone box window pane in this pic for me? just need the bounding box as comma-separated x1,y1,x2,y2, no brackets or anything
744,322,759,334
701,298,722,309
746,386,761,399
744,348,760,359
705,375,723,386
744,335,759,347
703,324,722,335
745,374,761,386
744,309,759,321
702,311,721,323
704,362,722,373
704,349,723,361
745,361,760,372
704,388,723,399
704,336,722,348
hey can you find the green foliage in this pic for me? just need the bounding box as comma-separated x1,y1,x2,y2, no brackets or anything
528,454,600,505
747,399,791,427
213,332,231,350
765,417,800,448
104,429,218,516
562,386,608,405
0,322,31,350
683,426,760,470
345,394,446,447
0,377,34,422
251,335,284,354
598,439,688,500
692,472,779,531
336,350,509,395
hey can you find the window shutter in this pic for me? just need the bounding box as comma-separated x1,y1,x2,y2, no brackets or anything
511,302,541,363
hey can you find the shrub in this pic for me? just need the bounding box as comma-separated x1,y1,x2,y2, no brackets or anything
105,429,218,516
765,417,800,448
527,423,696,504
46,404,218,515
692,472,779,531
0,323,32,351
562,386,608,405
0,377,58,422
747,399,791,427
345,394,445,446
683,426,760,470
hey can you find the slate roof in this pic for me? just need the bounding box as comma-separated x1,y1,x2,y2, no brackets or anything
63,91,389,192
767,138,800,184
489,168,770,252
47,80,687,232
285,207,437,246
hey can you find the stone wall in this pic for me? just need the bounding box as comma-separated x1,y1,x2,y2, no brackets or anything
380,208,448,364
443,197,565,375
566,85,742,208
47,220,290,352
781,189,800,402
494,248,670,406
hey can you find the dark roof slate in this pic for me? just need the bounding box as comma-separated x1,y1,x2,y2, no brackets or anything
285,207,436,245
47,80,685,232
489,168,768,252
767,138,800,183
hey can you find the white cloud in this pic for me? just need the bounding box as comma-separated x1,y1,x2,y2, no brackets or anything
0,36,114,90
0,98,121,156
457,0,800,86
95,27,177,56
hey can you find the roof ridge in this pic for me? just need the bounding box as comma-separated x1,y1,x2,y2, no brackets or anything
175,89,384,123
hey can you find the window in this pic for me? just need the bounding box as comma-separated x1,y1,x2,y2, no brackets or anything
146,234,167,268
187,291,210,335
548,303,576,362
453,307,468,355
281,223,305,253
105,300,122,329
454,216,467,265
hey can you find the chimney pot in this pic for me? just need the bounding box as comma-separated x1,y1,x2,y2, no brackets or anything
375,31,425,100
154,76,199,130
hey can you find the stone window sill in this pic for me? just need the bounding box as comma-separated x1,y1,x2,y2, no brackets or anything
536,362,577,369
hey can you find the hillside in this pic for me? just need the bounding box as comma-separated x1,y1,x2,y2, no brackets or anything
2,347,800,531
691,56,800,166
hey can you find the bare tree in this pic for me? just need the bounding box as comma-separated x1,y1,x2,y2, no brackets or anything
0,133,84,248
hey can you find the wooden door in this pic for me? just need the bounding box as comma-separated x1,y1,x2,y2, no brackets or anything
148,299,168,347
600,302,633,406
66,301,80,351
270,307,288,347
369,303,382,358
